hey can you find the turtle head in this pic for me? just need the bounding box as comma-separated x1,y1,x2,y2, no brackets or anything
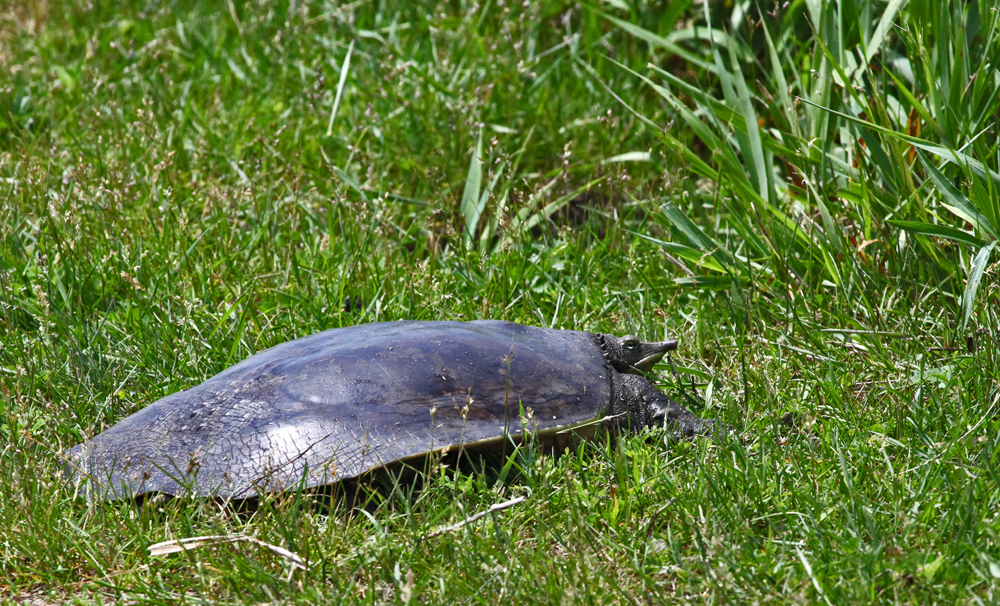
595,333,677,374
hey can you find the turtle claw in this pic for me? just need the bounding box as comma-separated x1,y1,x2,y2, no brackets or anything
658,403,730,440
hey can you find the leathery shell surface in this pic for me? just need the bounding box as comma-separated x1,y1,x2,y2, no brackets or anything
69,320,614,498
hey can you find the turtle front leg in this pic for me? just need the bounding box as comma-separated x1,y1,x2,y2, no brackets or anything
651,393,715,438
610,373,717,437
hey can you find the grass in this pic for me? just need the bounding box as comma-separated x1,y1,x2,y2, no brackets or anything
1,0,999,602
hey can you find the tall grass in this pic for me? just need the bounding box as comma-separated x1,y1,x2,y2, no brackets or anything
1,0,998,603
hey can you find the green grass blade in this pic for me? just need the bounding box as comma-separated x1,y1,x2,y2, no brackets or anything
725,36,769,201
887,219,985,247
597,12,715,72
800,97,1000,185
460,130,484,244
631,231,733,274
326,39,355,137
961,241,996,331
660,203,737,272
864,0,906,65
919,152,1000,240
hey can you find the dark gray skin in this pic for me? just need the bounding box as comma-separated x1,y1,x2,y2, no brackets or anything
68,320,712,499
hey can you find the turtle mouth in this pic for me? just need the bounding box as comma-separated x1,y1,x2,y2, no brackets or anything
595,334,678,374
630,340,677,373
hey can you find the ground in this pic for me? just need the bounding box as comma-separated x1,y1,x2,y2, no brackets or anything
1,0,999,603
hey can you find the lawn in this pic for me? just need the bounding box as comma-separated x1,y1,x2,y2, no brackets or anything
2,0,999,603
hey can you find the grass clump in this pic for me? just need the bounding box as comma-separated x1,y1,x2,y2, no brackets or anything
2,0,999,603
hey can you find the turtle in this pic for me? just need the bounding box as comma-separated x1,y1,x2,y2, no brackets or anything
67,320,714,499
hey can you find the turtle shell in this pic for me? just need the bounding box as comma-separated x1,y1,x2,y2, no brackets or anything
68,320,615,498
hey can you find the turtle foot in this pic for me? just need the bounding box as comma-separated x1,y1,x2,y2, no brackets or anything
661,401,730,440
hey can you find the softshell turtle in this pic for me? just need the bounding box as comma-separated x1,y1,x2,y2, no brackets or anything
68,320,712,499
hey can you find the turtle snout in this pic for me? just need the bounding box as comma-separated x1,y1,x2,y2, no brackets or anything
629,339,677,373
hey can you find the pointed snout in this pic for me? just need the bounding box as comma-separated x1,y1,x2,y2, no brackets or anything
631,339,677,373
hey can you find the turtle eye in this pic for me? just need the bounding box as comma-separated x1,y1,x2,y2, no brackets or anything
622,336,639,350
